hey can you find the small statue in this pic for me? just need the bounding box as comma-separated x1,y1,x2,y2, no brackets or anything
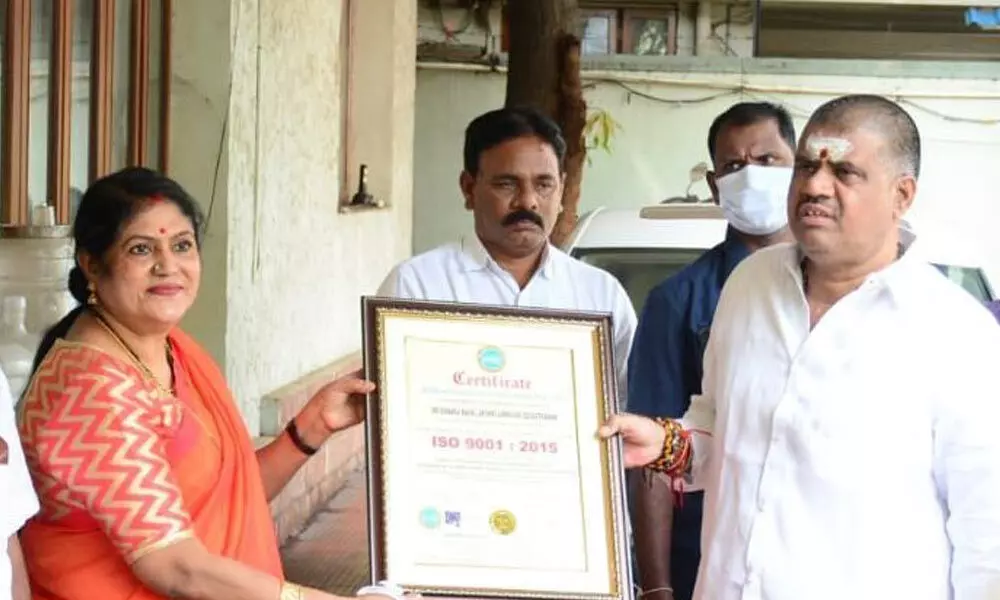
349,164,384,208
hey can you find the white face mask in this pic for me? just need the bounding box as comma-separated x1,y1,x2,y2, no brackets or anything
715,164,793,236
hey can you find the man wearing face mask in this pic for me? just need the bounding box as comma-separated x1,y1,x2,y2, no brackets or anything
378,106,636,402
626,102,796,600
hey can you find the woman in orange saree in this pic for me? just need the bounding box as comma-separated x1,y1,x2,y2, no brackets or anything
19,330,283,598
16,168,400,600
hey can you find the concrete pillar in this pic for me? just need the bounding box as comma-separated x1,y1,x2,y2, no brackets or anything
695,0,713,56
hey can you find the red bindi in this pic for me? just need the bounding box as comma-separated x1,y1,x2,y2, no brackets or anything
158,227,167,234
819,148,829,159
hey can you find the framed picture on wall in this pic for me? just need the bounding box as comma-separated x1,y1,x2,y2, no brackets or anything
622,8,678,56
501,5,681,57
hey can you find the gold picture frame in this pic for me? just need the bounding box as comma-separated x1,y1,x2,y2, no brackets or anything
362,297,633,600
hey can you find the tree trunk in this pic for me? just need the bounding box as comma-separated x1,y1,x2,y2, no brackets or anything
504,0,585,248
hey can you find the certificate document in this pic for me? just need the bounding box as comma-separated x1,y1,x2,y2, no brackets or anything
362,298,631,600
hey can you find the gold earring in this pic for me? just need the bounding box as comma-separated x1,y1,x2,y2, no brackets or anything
87,282,98,306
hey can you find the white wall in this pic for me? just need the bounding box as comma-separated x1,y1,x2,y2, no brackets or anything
413,62,1000,288
172,0,415,434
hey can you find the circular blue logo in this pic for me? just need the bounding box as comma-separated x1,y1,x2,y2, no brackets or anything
419,507,441,529
477,346,505,372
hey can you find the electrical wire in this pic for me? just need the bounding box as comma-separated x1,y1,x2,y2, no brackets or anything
599,79,742,107
896,97,1000,125
606,78,1000,125
418,61,1000,126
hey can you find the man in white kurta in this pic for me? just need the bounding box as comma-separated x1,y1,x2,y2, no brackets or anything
684,226,1000,600
379,107,636,401
601,94,1000,600
1,369,38,600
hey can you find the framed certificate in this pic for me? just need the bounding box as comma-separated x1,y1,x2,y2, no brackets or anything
362,297,632,600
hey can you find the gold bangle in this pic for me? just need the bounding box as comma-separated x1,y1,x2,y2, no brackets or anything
280,581,306,600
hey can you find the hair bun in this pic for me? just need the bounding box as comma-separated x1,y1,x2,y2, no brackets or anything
67,266,89,305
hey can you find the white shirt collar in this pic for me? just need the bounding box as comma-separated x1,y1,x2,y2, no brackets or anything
789,225,919,295
459,235,555,280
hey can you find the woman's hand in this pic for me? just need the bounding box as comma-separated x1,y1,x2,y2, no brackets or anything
298,370,375,447
598,413,667,469
315,370,375,433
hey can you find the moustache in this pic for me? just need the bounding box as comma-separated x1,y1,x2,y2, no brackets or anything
796,194,838,218
502,210,544,228
797,194,835,210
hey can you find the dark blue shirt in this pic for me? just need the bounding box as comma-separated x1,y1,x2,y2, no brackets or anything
628,228,750,419
626,228,749,596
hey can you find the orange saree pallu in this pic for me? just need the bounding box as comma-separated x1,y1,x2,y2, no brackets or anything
17,330,283,600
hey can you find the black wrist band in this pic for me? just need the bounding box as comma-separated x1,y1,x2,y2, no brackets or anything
285,419,319,456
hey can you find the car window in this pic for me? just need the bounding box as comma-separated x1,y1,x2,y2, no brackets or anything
931,263,995,303
571,247,705,314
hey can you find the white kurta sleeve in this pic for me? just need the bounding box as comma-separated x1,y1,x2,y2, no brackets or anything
674,256,741,493
934,325,1000,599
0,369,39,538
610,281,637,411
677,326,716,493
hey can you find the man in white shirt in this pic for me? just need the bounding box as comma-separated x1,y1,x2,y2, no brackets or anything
0,369,37,600
600,94,1000,600
379,106,636,402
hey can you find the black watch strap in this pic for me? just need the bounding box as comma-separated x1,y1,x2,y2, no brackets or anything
285,418,319,456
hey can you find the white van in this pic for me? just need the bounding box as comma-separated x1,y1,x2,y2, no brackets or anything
563,204,995,314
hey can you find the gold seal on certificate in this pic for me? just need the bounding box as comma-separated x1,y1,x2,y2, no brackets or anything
488,509,516,535
362,297,632,600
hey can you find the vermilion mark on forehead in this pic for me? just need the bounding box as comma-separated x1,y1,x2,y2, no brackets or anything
819,148,829,159
148,195,169,234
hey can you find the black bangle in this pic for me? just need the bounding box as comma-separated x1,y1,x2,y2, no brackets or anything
285,419,319,456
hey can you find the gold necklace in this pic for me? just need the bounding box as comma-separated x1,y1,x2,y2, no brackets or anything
89,309,223,449
91,309,175,400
